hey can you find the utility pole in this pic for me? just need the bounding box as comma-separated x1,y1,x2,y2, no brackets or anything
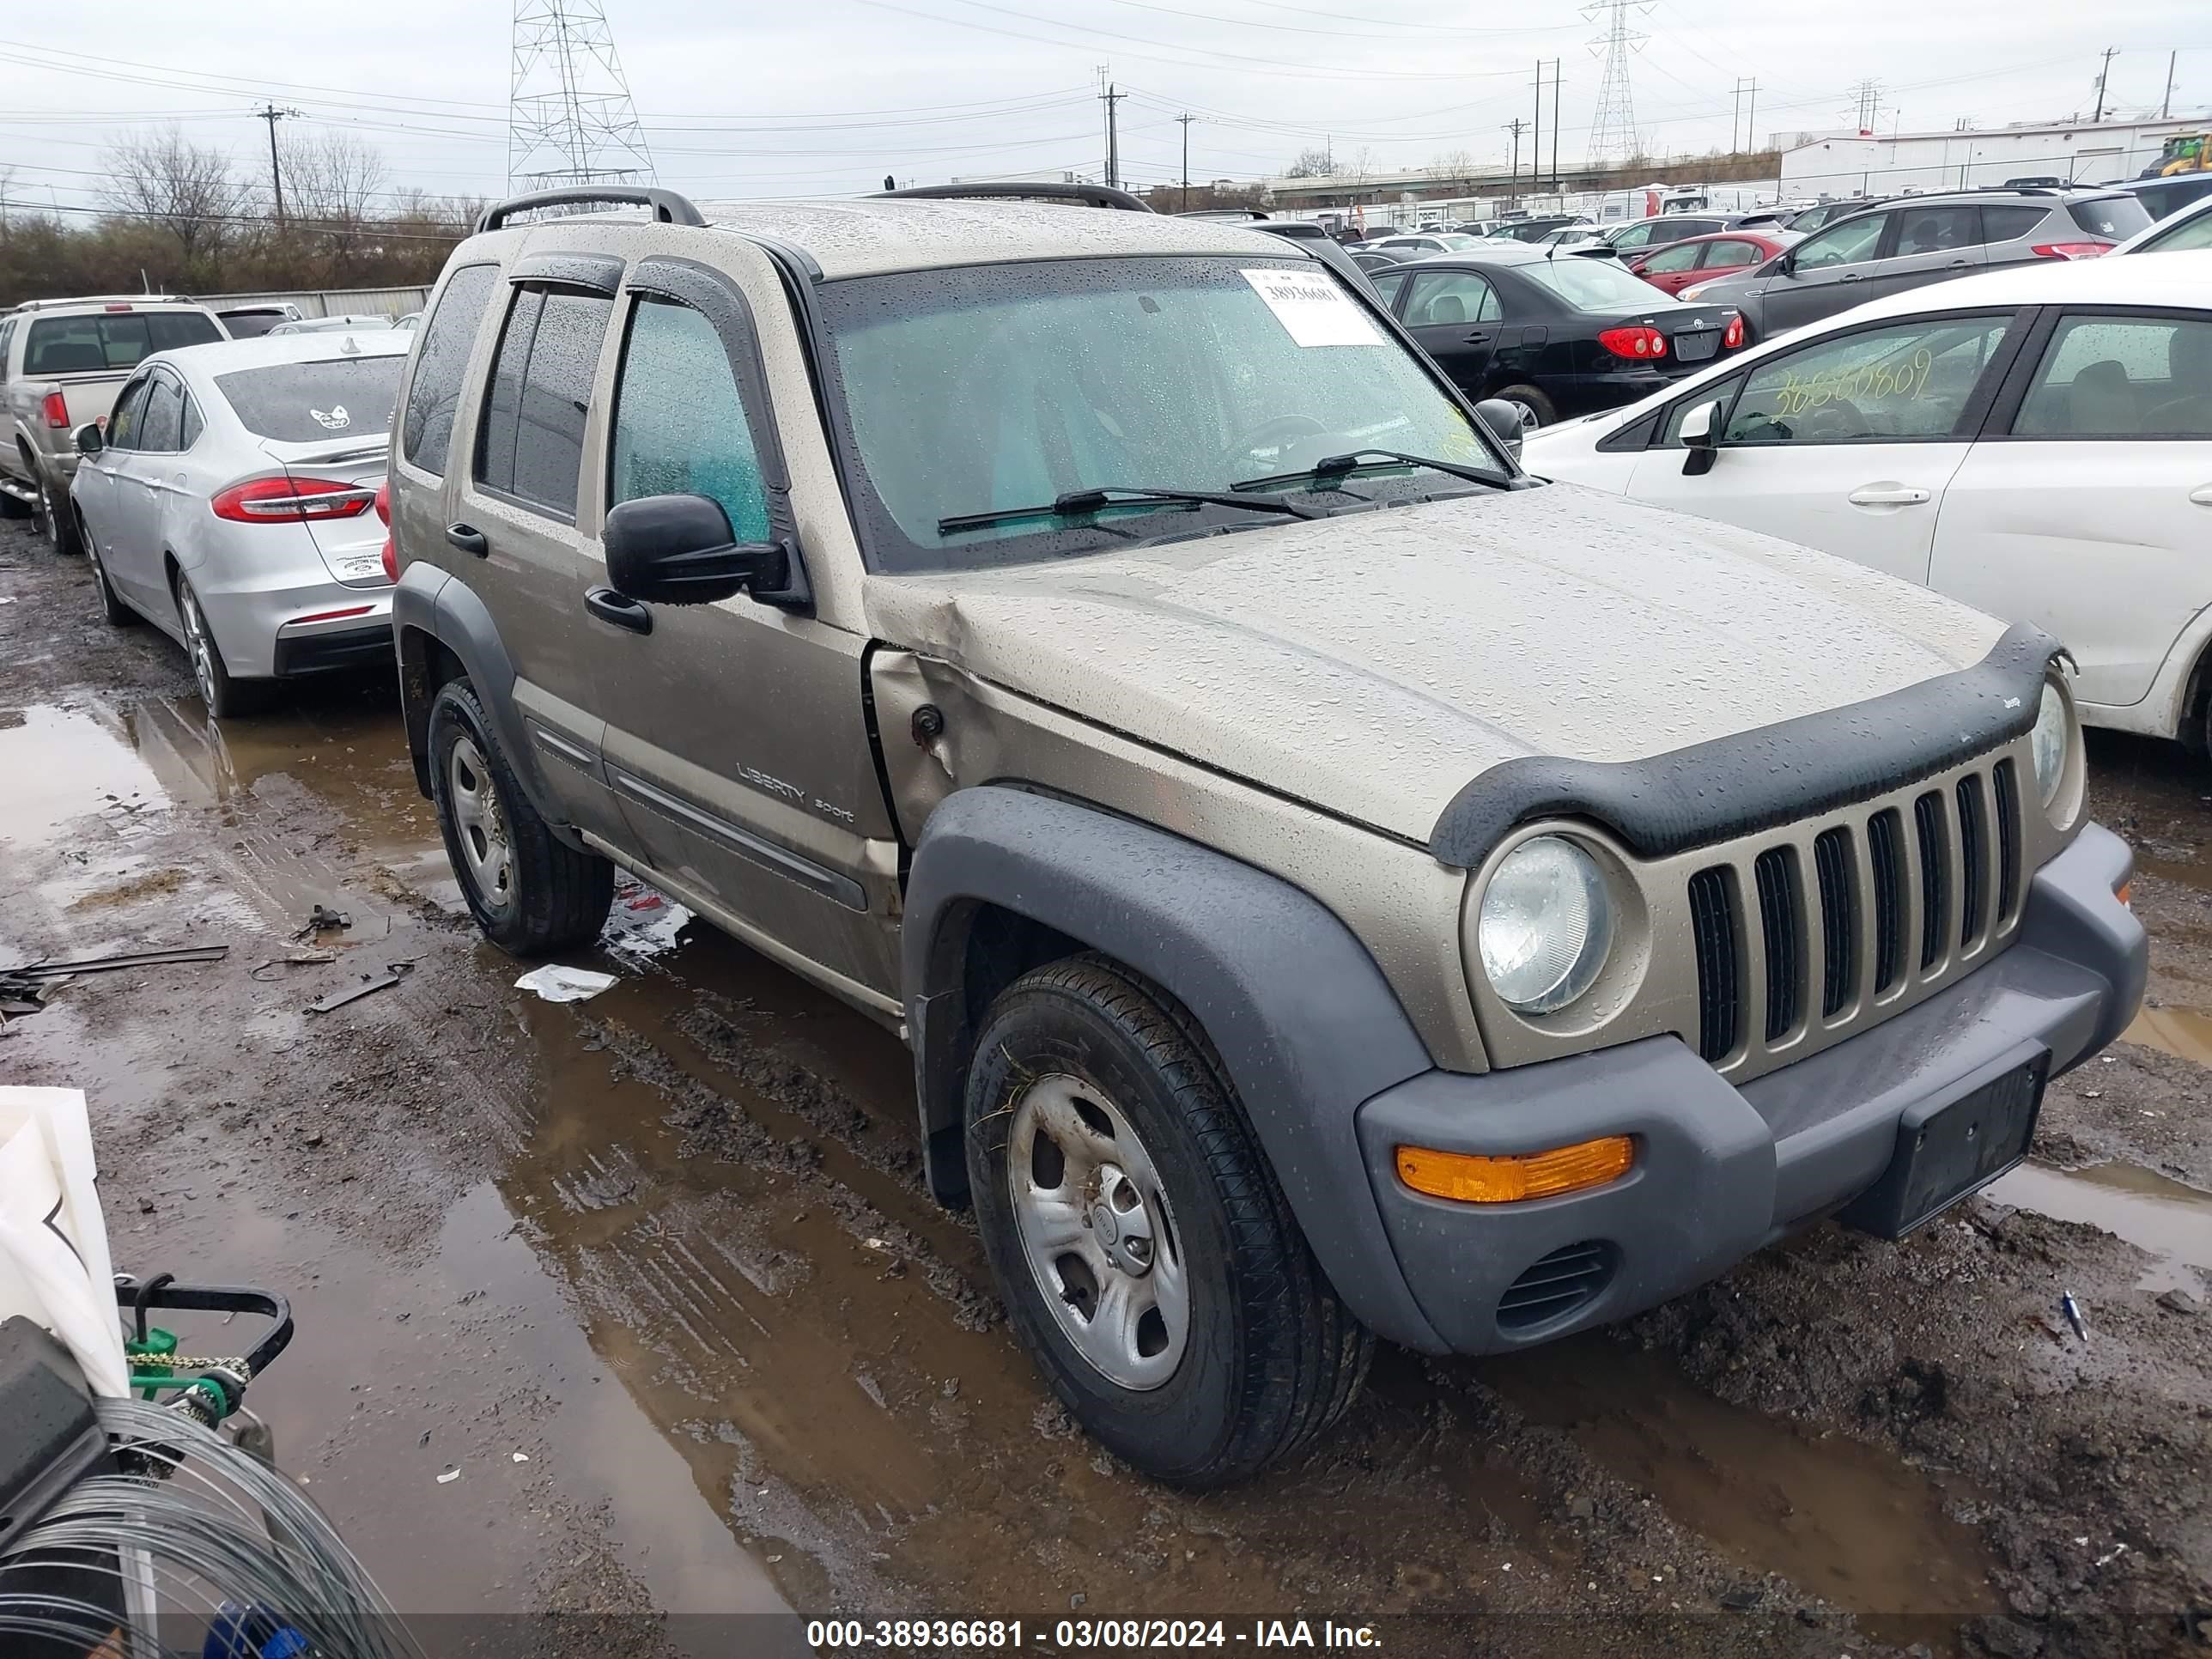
1101,82,1125,189
1504,118,1525,209
1178,112,1194,211
252,103,301,231
2162,50,2177,118
1746,79,1758,154
2093,46,2118,123
1532,59,1542,205
1550,58,1562,186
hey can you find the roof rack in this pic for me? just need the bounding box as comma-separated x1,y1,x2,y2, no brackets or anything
874,181,1154,212
7,295,193,312
476,185,706,234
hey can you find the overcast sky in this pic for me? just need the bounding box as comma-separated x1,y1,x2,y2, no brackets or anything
0,0,2203,217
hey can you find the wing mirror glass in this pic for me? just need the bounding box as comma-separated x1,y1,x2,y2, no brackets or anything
602,494,787,605
74,423,103,455
1473,398,1525,461
1679,400,1722,476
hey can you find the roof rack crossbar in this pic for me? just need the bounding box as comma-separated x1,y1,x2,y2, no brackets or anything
873,181,1153,212
477,186,707,234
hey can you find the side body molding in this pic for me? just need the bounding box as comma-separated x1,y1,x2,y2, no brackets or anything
902,786,1449,1352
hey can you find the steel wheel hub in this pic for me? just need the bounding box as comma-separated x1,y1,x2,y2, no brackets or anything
447,734,514,909
1007,1073,1188,1390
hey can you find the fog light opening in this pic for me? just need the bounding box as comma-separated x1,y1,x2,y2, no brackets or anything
1395,1136,1634,1204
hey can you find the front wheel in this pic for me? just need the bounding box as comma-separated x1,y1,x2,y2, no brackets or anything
1488,384,1557,430
426,679,613,955
965,954,1371,1486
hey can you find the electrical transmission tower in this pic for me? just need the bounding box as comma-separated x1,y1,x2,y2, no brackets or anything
507,0,656,190
1584,0,1650,167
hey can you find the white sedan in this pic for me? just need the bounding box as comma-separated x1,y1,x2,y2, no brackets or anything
1524,250,2212,750
68,330,412,717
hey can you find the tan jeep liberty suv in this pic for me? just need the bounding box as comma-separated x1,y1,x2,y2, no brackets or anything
386,183,2147,1486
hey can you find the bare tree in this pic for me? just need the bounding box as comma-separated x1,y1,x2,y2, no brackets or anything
100,126,243,275
1431,148,1476,175
1284,147,1334,179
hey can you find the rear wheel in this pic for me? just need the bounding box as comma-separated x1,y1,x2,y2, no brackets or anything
1490,384,1557,430
178,576,269,719
427,679,613,955
965,954,1371,1486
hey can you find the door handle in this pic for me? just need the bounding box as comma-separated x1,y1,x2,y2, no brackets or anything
2191,485,2212,506
1847,485,1932,506
584,585,652,635
1947,258,1971,269
445,522,488,556
1838,272,1864,283
1463,330,1493,344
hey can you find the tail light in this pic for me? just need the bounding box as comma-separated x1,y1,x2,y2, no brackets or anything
2031,241,2112,260
1597,324,1669,360
375,479,397,583
210,476,378,523
40,392,69,428
1723,314,1745,349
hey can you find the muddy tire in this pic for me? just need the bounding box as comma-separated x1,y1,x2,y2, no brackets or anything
964,953,1371,1486
177,576,270,719
427,679,612,956
36,477,83,556
86,529,134,626
1490,384,1557,430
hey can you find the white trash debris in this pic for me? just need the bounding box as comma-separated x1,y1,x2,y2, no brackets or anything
514,965,617,1003
436,1468,460,1485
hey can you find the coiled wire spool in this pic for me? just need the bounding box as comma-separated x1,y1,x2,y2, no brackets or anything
0,1395,423,1659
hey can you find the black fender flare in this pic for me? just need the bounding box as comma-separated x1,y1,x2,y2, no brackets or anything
392,562,558,823
903,785,1449,1352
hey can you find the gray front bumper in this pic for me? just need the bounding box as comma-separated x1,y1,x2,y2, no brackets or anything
1354,823,2145,1354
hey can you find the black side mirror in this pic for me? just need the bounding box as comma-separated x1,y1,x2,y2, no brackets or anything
602,494,787,605
74,423,103,455
1679,399,1722,477
1774,251,1797,276
1474,398,1525,460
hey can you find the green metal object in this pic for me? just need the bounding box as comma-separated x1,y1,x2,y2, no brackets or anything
127,1327,179,1401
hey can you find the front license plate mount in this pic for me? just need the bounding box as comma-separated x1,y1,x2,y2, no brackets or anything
1838,1042,2051,1239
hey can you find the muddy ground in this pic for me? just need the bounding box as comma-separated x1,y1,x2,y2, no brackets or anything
0,515,2204,1658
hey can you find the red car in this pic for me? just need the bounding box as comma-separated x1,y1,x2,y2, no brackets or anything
1627,228,1797,296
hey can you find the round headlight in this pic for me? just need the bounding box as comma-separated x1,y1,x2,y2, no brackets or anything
1477,836,1613,1014
2031,679,2069,806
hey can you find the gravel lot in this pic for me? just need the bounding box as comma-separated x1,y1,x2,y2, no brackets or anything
1,515,2204,1657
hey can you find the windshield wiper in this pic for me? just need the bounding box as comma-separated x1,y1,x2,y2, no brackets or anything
1231,449,1504,493
937,485,1318,536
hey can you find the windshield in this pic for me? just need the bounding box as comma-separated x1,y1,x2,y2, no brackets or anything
1523,258,1675,310
817,256,1502,572
215,356,405,442
24,310,221,375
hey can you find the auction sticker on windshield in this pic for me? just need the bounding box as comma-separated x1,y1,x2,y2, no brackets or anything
1241,268,1382,348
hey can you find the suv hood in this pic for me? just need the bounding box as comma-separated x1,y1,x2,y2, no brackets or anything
862,485,2005,847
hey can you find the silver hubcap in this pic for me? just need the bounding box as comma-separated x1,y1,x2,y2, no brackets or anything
1008,1074,1188,1390
447,734,514,909
179,586,216,704
1510,400,1542,431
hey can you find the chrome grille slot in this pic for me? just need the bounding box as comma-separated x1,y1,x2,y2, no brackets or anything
1957,772,1989,949
1687,866,1739,1062
1814,827,1855,1018
1993,759,2022,923
1868,808,1906,994
1914,791,1949,970
1753,847,1802,1042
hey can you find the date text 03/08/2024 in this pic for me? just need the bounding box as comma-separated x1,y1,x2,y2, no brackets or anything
805,1620,1383,1650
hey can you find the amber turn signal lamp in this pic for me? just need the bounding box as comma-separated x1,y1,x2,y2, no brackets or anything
2115,879,2131,908
1395,1136,1634,1204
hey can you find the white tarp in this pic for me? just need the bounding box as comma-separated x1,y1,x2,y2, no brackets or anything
0,1086,128,1396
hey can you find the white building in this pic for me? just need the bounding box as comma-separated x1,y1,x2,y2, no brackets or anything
1779,112,2210,200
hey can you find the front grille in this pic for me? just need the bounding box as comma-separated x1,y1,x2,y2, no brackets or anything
1753,848,1802,1042
1496,1240,1612,1332
1687,867,1738,1062
1684,750,2026,1079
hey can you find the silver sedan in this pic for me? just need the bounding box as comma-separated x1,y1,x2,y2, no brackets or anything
68,331,411,717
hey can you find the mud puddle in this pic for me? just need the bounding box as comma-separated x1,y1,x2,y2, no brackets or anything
1480,1336,1998,1641
2120,1003,2212,1066
1984,1158,2212,1291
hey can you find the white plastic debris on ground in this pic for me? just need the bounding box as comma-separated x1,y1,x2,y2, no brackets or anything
0,1086,129,1395
600,877,693,963
514,965,619,1003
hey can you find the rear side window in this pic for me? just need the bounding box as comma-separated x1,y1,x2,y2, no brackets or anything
400,264,499,476
1981,205,2048,242
2069,196,2151,241
475,286,615,518
610,298,771,542
2014,314,2212,438
216,357,407,443
1891,205,1978,254
138,377,182,452
23,311,220,374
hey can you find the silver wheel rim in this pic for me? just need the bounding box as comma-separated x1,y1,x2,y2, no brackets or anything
179,586,217,706
447,733,514,911
89,548,110,614
1008,1073,1188,1390
1510,399,1542,431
